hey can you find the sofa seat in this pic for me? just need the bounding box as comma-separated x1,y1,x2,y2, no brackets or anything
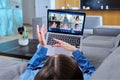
0,58,27,80
82,35,115,48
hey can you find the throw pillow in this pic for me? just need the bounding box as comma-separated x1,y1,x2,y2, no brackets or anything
110,33,120,53
114,33,120,47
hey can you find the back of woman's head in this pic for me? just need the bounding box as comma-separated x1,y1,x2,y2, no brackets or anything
34,54,83,80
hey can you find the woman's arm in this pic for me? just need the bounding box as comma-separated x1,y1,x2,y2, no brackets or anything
72,50,95,77
27,45,48,70
20,25,48,80
20,45,48,80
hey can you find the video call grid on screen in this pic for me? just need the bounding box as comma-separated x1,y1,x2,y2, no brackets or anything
47,10,86,35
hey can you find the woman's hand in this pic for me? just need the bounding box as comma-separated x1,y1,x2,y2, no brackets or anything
37,24,47,46
52,38,77,52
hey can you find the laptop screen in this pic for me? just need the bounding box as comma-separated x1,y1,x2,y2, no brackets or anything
47,10,86,35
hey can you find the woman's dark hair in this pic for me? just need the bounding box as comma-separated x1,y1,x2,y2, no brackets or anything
75,16,79,20
75,24,79,28
34,54,83,80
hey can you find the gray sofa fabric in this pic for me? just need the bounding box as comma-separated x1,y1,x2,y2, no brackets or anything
0,58,27,80
109,34,120,53
114,33,120,48
82,26,120,80
82,46,111,69
83,26,120,48
82,35,115,48
83,16,102,38
84,16,102,29
93,26,120,36
90,46,120,80
82,26,120,68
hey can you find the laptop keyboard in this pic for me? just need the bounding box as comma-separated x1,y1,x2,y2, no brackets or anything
47,33,81,48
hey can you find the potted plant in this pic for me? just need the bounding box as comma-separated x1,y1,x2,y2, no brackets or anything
18,26,29,46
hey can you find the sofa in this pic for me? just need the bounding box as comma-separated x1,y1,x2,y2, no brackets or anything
90,46,120,80
0,58,27,80
83,16,103,38
0,25,120,80
83,25,120,48
82,26,120,79
82,26,120,68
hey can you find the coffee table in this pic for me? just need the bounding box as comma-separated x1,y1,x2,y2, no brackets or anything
0,39,39,60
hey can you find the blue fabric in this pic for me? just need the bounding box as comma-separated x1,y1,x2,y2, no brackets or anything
63,17,69,23
20,46,95,80
72,50,95,80
20,46,47,80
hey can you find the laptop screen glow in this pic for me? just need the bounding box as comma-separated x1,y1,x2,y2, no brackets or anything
47,10,86,35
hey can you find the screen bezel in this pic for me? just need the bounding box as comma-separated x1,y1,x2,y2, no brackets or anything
47,9,86,35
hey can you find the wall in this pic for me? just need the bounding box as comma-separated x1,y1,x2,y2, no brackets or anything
0,0,23,37
34,0,55,26
35,0,55,17
56,0,80,9
55,0,120,26
22,0,120,26
22,0,35,25
77,10,120,26
22,0,55,25
79,0,120,26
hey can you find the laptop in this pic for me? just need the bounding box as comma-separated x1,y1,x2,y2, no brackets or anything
45,9,86,56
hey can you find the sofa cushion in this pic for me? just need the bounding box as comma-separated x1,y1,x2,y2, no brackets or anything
93,26,120,36
110,34,120,53
114,33,120,48
90,46,120,80
82,35,115,48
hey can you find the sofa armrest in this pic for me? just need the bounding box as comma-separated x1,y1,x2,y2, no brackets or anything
90,46,120,80
93,26,120,36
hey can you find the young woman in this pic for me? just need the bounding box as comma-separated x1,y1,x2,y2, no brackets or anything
20,24,95,80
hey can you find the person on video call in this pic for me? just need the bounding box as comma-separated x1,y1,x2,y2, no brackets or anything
73,23,80,31
20,24,95,80
62,23,70,30
75,16,80,21
63,14,69,24
52,14,57,20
